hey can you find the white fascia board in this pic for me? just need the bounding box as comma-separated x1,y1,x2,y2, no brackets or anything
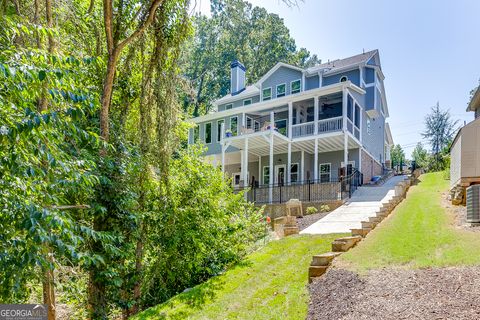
190,82,365,124
213,86,260,106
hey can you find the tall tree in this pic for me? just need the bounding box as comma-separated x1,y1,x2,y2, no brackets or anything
390,144,405,171
182,0,319,116
412,142,429,169
422,102,458,162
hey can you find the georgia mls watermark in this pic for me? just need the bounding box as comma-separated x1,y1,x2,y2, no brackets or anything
0,304,47,320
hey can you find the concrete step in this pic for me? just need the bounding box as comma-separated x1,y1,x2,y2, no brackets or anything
311,252,341,266
309,265,328,277
368,216,381,224
350,228,371,237
332,235,362,252
361,221,374,229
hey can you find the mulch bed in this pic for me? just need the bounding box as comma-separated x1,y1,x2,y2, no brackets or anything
296,211,330,231
308,267,480,320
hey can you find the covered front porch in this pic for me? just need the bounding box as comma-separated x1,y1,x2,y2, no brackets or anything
214,129,362,203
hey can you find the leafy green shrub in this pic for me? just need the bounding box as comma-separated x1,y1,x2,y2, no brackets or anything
306,207,318,215
320,204,330,213
140,146,265,307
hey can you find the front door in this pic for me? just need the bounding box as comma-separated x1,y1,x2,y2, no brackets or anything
274,164,286,186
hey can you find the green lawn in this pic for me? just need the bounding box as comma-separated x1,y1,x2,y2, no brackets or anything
133,234,344,320
340,172,480,271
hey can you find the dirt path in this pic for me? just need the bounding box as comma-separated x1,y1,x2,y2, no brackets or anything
308,267,480,320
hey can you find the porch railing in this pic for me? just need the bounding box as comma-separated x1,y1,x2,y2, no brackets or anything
235,169,362,204
318,116,343,134
291,116,343,138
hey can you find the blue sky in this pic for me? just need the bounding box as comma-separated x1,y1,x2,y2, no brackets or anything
191,0,480,157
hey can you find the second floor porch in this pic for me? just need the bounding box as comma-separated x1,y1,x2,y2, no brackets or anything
220,89,362,143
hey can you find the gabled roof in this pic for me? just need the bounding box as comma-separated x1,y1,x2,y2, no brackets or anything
255,62,304,86
214,85,259,106
467,86,480,112
307,50,378,75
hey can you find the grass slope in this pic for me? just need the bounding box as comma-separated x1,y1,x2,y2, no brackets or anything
134,234,344,320
340,172,480,271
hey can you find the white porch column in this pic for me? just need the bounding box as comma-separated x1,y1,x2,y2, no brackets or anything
242,112,246,133
258,155,262,185
288,102,293,139
240,149,244,184
314,96,319,135
314,138,318,181
342,88,348,169
287,142,291,185
269,131,274,203
243,138,249,187
221,123,225,174
301,150,305,182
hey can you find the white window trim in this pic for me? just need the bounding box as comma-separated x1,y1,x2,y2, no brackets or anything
230,116,238,136
340,161,356,167
225,103,233,110
216,119,224,142
290,79,301,94
319,162,331,182
262,87,272,101
204,122,212,144
262,165,270,185
276,83,286,98
340,76,348,82
243,99,252,106
290,162,299,182
232,172,241,187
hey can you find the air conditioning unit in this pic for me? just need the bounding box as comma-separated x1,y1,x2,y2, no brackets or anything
466,185,480,223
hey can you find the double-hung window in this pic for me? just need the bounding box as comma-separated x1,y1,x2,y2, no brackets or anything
290,163,299,183
243,99,252,106
205,122,212,144
276,83,286,98
230,116,238,136
262,87,272,101
291,79,301,94
263,166,270,185
319,163,331,183
217,119,224,142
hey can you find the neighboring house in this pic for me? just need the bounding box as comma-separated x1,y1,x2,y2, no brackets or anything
450,86,480,193
188,50,392,203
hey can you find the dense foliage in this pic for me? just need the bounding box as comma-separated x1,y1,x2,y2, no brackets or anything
0,0,278,319
182,0,320,116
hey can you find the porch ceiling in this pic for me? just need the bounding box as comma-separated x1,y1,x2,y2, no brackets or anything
224,131,360,157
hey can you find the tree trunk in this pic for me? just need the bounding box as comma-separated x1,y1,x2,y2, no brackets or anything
42,256,56,320
45,0,54,53
99,49,120,143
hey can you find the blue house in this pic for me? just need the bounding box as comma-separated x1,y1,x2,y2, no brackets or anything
189,50,393,203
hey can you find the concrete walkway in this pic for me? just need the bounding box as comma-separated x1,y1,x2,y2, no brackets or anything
300,175,407,235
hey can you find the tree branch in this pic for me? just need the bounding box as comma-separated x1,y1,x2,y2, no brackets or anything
87,0,94,14
48,205,91,210
117,0,164,52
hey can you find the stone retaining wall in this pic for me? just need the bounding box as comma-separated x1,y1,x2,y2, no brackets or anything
261,200,344,220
